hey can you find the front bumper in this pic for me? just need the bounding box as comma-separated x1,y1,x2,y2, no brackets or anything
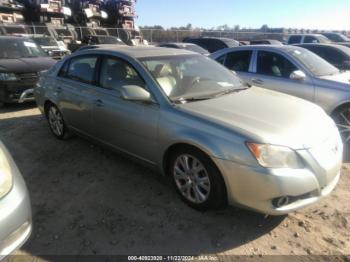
0,86,35,104
214,140,343,215
0,163,32,260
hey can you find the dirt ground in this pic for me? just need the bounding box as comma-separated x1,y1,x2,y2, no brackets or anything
1,103,350,260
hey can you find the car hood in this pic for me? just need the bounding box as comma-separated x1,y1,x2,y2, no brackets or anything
178,87,336,149
319,71,350,84
0,57,56,73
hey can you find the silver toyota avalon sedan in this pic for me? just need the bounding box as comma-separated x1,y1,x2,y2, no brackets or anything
0,141,32,260
210,45,350,144
34,46,343,215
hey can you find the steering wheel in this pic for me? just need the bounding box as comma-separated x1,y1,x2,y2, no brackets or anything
190,76,201,87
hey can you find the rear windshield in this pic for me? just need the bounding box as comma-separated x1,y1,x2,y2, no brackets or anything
95,36,124,44
0,38,47,59
33,37,57,46
221,39,240,47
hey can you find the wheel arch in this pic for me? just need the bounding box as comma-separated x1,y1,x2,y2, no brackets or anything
162,141,228,207
162,142,213,176
330,101,350,117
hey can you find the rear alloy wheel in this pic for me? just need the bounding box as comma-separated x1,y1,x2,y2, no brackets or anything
169,147,227,210
46,104,69,140
333,106,350,145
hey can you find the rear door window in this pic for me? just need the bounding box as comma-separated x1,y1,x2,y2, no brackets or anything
304,36,318,43
66,56,98,84
288,36,302,44
224,51,253,72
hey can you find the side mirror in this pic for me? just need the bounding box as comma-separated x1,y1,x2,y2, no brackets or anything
290,70,306,81
121,85,154,103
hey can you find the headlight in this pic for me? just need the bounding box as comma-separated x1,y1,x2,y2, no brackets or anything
0,146,13,199
0,73,18,81
246,143,304,169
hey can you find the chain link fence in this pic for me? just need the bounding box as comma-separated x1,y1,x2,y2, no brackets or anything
139,29,287,44
0,23,287,44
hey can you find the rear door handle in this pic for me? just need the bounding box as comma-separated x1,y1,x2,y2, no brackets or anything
94,99,104,107
252,78,264,85
56,87,62,93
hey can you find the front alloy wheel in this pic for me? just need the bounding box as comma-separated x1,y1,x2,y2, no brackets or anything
173,154,211,204
169,147,227,210
333,106,350,145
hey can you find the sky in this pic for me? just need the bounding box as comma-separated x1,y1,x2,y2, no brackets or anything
135,0,350,30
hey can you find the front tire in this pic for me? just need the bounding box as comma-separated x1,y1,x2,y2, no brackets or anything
45,104,70,140
168,146,227,211
332,105,350,146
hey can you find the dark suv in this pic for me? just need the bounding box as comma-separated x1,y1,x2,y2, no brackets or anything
183,37,239,53
0,36,56,107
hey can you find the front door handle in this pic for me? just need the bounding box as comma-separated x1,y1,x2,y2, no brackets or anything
94,99,104,107
252,78,264,85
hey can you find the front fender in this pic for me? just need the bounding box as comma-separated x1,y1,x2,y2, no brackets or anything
158,126,257,172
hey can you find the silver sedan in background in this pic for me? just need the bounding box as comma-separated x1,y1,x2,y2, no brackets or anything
211,45,350,144
35,46,342,215
0,141,32,260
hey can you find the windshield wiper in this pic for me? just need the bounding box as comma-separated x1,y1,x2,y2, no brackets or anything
172,97,213,104
213,86,251,98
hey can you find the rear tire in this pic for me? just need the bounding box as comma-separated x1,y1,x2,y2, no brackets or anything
168,146,227,211
45,103,70,140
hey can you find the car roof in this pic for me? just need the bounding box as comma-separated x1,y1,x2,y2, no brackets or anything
161,42,197,46
219,44,302,51
321,32,342,35
210,44,307,57
289,34,325,37
79,45,195,58
0,35,31,41
296,43,341,47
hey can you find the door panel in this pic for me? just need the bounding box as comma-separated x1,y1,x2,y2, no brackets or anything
92,88,159,163
56,78,95,135
55,55,99,135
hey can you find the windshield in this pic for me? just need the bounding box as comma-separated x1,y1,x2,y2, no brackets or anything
33,37,57,46
0,38,47,59
317,35,332,43
140,55,246,102
339,34,350,41
288,48,339,77
324,33,350,42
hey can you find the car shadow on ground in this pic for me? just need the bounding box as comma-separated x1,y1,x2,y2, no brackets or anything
0,114,287,256
0,102,37,114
